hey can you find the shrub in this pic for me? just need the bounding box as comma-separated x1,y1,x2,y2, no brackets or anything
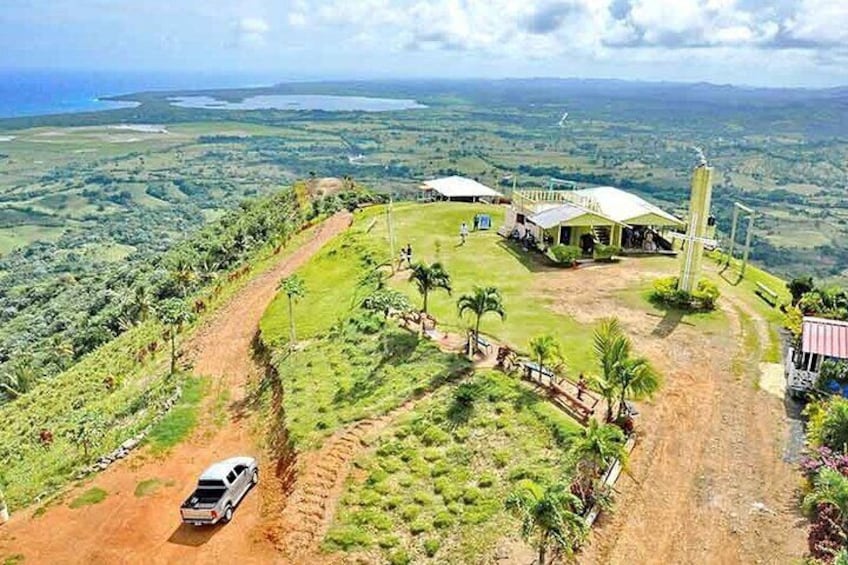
420,426,450,446
422,447,442,462
808,504,845,560
409,518,432,535
351,509,393,531
462,486,482,505
383,495,403,510
433,510,455,529
593,244,621,261
412,490,434,506
430,461,450,478
820,398,848,452
650,276,719,311
424,537,441,557
324,526,372,550
378,535,400,549
549,245,581,266
478,471,496,488
357,488,382,507
401,505,421,521
366,469,389,485
388,549,412,565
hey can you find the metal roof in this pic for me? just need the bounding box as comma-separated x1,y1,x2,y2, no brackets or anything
802,316,848,359
573,186,684,226
421,176,503,198
527,203,623,229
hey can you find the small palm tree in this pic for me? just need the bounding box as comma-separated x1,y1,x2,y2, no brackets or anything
804,467,848,520
408,262,452,314
505,479,588,564
592,318,630,421
156,298,195,374
279,274,307,347
457,286,506,352
170,257,198,297
568,419,627,501
615,356,661,419
528,334,564,384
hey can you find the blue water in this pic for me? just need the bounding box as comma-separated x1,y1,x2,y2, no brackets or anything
170,94,426,112
0,70,282,118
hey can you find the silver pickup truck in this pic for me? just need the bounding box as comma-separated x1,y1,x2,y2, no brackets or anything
180,456,258,525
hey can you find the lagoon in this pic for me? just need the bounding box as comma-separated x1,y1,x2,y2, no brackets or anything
169,94,427,112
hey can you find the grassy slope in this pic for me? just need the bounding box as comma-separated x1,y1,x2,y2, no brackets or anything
278,323,472,450
0,216,325,509
324,371,579,563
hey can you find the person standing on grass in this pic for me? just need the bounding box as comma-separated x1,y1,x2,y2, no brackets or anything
405,243,413,268
460,222,469,245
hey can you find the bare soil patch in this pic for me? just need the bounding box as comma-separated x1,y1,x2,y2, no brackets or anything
538,260,806,565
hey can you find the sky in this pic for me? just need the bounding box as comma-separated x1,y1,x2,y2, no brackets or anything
1,0,846,88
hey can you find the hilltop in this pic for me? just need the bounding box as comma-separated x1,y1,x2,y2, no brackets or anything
0,199,805,564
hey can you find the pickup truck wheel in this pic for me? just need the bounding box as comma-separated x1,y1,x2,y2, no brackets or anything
251,470,259,485
222,505,233,523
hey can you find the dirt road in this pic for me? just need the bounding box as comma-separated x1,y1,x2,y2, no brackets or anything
0,212,352,565
544,259,806,564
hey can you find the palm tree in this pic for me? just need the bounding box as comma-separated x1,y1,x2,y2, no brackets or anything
568,419,627,502
505,479,588,564
614,356,661,420
156,298,195,374
457,286,506,352
279,274,306,347
528,334,563,384
592,318,631,421
170,257,197,297
408,262,451,314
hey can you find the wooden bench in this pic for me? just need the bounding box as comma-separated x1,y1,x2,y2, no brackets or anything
473,333,492,355
755,282,779,306
521,361,555,383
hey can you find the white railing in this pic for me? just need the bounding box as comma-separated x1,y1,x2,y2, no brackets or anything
513,190,602,214
785,347,816,392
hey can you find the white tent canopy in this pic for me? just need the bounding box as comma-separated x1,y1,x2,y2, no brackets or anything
421,176,503,200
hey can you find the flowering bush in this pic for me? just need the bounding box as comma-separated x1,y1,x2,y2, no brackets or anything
809,504,847,561
801,447,848,480
650,276,720,312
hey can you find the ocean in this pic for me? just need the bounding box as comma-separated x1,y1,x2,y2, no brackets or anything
0,70,283,118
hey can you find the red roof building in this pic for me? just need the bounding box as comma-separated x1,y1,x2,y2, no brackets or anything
801,316,848,359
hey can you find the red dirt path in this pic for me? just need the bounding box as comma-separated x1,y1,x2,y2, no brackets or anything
0,212,352,565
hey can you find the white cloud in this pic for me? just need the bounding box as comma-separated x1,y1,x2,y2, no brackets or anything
236,16,269,46
785,0,848,45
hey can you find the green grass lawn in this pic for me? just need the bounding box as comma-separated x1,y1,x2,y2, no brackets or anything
261,202,598,372
323,371,579,563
